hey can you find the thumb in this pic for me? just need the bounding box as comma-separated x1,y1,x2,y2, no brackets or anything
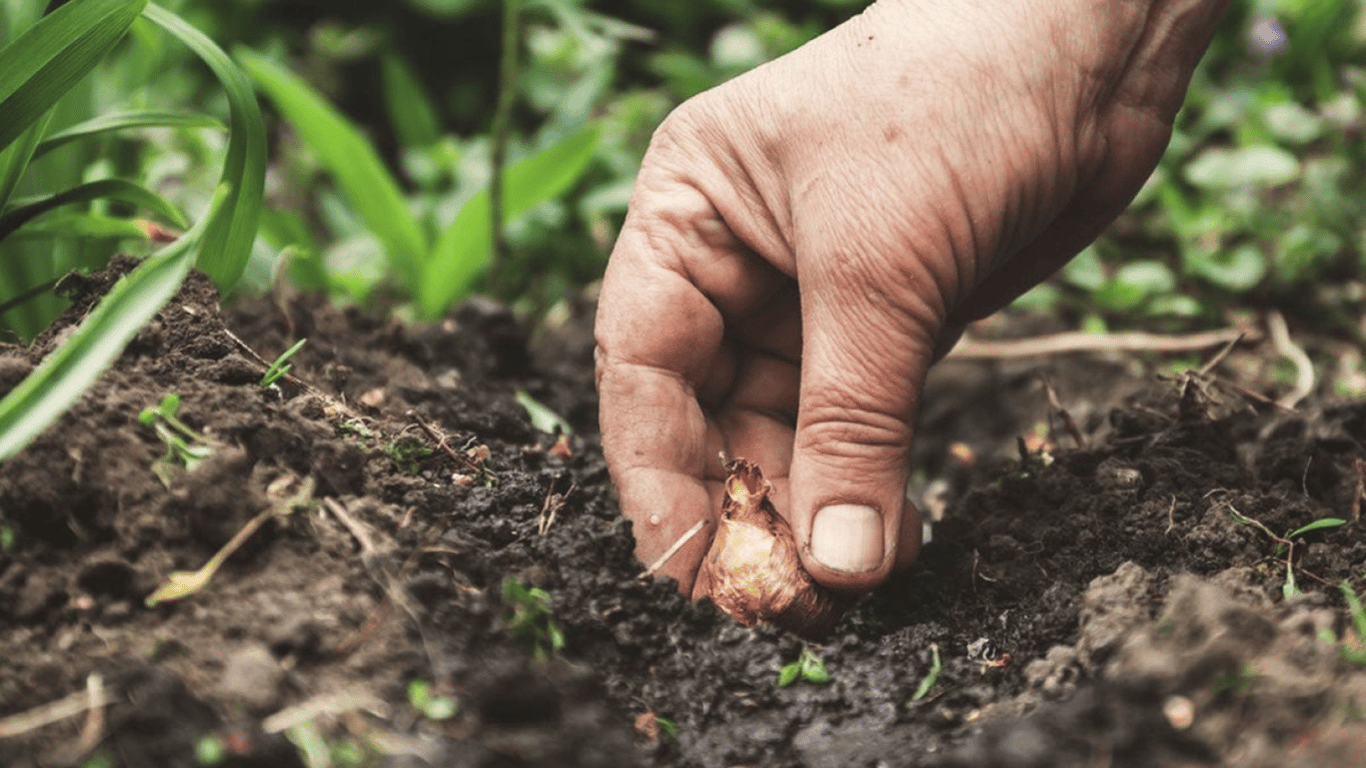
789,268,940,591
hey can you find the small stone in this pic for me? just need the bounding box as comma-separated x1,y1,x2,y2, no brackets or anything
216,643,286,714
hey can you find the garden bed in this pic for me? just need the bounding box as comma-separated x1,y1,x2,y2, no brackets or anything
3,261,1366,768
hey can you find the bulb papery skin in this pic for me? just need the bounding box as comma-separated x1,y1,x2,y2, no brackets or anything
698,458,844,638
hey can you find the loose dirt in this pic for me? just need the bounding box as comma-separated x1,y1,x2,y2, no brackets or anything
3,260,1366,767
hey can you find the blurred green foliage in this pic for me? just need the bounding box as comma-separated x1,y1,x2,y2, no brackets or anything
163,0,1364,335
1021,0,1366,336
0,0,263,462
159,0,865,317
7,0,1366,337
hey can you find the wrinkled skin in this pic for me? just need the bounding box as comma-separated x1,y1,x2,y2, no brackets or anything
595,0,1230,599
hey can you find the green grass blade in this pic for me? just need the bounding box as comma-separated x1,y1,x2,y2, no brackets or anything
33,110,224,160
0,185,224,462
421,125,600,317
382,54,440,149
237,47,427,292
0,1,45,47
0,178,187,242
144,3,265,292
0,0,148,154
1287,517,1348,539
0,109,50,211
4,213,146,241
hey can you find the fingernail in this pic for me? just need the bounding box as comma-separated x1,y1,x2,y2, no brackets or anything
809,504,883,573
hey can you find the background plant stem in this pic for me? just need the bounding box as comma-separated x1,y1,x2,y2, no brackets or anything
489,0,521,297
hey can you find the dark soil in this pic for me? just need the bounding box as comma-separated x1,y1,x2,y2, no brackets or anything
4,260,1366,767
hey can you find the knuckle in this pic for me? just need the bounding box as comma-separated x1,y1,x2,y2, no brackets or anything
797,400,911,459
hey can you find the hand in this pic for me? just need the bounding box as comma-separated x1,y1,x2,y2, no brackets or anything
595,0,1228,598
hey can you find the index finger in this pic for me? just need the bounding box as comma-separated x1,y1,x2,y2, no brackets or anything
594,161,788,591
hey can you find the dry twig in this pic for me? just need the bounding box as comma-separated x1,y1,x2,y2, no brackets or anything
0,681,119,740
640,519,709,579
1266,309,1314,409
325,498,442,671
537,479,575,536
1041,377,1086,450
949,327,1251,360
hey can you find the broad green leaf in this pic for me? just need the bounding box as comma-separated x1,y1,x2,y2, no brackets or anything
0,185,224,462
1092,280,1145,311
0,0,148,154
0,178,186,242
1145,294,1202,318
33,110,224,160
1113,260,1176,295
5,213,146,241
1093,259,1176,311
1183,243,1267,291
382,54,441,149
1262,102,1324,146
405,0,483,19
237,47,427,292
145,4,266,292
421,125,600,317
1276,224,1342,283
1008,282,1059,313
1184,145,1300,190
1061,245,1105,290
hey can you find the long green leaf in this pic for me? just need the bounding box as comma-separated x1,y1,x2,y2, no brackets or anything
4,213,146,241
0,109,50,211
1,0,45,47
33,110,224,160
0,0,148,154
420,125,600,317
237,47,427,292
381,54,440,149
0,185,224,462
144,3,264,292
0,178,186,242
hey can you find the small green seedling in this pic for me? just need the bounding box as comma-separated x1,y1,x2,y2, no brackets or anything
260,338,307,387
778,645,830,687
514,388,573,435
1227,504,1347,599
1209,661,1259,695
383,438,434,475
195,734,226,766
656,716,679,742
502,576,565,662
338,418,373,439
910,643,943,703
80,751,116,768
139,393,214,486
0,525,14,553
1338,580,1366,667
407,678,459,720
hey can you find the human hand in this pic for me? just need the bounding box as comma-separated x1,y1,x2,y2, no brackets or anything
595,0,1228,599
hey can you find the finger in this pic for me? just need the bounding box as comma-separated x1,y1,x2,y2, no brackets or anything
787,244,944,591
596,147,787,590
715,351,800,490
595,197,727,592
